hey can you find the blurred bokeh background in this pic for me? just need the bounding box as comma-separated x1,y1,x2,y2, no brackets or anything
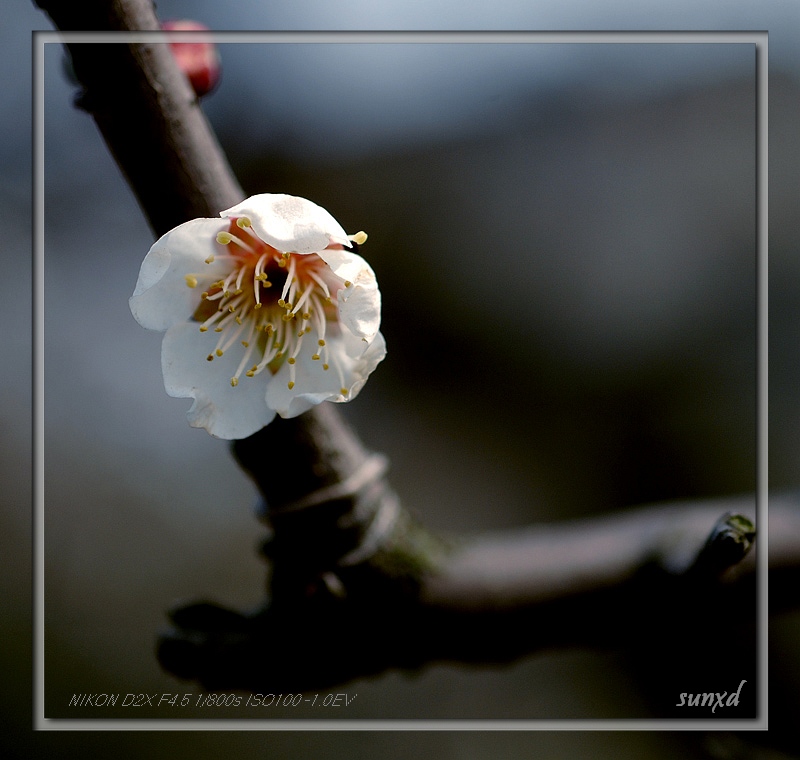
6,0,800,756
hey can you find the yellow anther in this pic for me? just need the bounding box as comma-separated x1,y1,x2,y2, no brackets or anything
236,216,252,228
201,292,209,299
230,377,239,387
312,354,320,361
199,326,208,333
344,280,352,288
246,370,255,378
288,381,295,390
215,349,224,357
278,258,287,268
256,273,268,281
254,302,262,309
207,354,214,362
185,275,198,288
214,327,223,333
234,288,243,295
241,341,249,348
323,363,329,371
235,316,242,325
340,387,348,396
216,232,232,245
205,254,216,263
318,339,326,346
349,231,368,245
302,312,310,320
288,357,296,365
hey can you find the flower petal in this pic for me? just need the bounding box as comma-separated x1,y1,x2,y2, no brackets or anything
335,330,387,403
130,218,229,331
315,246,366,284
161,321,276,439
314,246,382,339
265,348,340,419
266,330,387,418
338,265,382,340
221,194,349,254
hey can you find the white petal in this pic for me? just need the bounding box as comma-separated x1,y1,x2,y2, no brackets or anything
161,321,276,439
266,330,386,418
315,245,366,284
130,218,229,331
333,331,387,403
338,265,382,339
265,349,340,419
221,194,349,254
265,378,325,419
314,247,382,339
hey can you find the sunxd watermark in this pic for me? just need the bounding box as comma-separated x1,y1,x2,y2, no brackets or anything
675,679,747,713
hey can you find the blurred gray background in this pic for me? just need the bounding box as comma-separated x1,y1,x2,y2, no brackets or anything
6,0,800,757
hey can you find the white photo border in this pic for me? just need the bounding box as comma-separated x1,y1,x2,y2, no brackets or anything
33,29,768,731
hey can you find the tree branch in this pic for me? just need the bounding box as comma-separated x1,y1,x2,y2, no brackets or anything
421,502,755,613
156,494,794,696
35,0,380,507
37,0,240,235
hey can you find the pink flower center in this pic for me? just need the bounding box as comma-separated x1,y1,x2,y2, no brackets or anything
186,217,351,391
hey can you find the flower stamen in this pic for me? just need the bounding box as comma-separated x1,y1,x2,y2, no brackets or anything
348,231,368,245
250,330,278,376
291,281,316,317
218,317,249,355
216,230,256,254
307,269,332,299
198,308,226,332
231,320,257,385
280,255,297,305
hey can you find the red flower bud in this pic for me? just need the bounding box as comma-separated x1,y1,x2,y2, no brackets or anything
162,20,220,97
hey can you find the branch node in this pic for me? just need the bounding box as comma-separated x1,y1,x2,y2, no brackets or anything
261,453,389,518
685,512,756,580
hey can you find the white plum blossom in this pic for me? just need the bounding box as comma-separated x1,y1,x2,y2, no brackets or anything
130,193,385,439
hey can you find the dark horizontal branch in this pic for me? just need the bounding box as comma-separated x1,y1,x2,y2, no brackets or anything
421,499,759,613
157,494,794,695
